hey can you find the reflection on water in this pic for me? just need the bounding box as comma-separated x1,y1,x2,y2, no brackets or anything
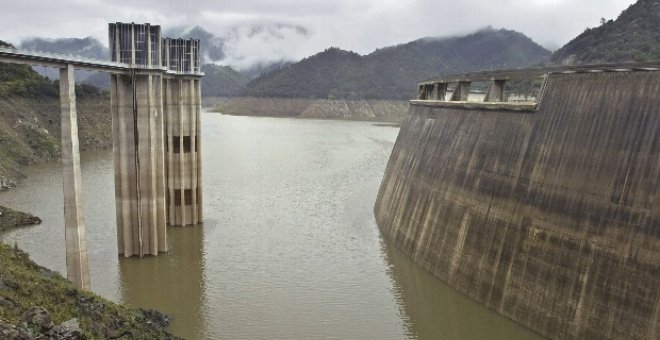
118,226,206,339
0,150,123,299
0,112,543,339
381,239,543,339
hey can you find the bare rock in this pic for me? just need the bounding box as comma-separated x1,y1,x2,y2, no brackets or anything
51,318,82,340
21,307,53,333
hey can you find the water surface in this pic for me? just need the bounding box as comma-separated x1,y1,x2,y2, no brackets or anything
0,112,543,339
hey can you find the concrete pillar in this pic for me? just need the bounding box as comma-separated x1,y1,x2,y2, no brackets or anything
433,83,448,101
111,74,135,257
484,79,506,102
417,85,425,99
60,64,90,290
194,78,203,222
154,76,167,252
112,72,167,257
450,81,471,101
164,76,202,226
110,22,167,257
161,36,203,227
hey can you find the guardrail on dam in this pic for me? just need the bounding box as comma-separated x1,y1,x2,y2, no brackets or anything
374,63,659,339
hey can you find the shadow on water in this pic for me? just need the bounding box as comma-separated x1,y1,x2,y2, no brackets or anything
118,225,206,339
379,238,546,340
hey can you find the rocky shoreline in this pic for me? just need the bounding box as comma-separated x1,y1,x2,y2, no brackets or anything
0,196,178,339
0,206,41,233
0,95,112,193
0,243,179,339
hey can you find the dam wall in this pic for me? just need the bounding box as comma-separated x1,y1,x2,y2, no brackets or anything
375,69,660,339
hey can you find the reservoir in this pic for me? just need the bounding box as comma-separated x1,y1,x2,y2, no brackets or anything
0,111,543,339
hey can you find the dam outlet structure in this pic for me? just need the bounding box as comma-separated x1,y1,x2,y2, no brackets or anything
0,21,204,288
375,63,660,339
109,22,168,258
109,23,204,258
162,38,203,227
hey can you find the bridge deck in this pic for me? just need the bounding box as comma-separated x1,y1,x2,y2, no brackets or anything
0,47,136,73
0,47,203,76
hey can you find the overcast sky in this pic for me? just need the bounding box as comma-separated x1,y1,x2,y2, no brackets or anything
0,0,637,69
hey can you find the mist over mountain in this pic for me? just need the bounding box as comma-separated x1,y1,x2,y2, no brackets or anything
12,26,553,100
166,24,308,77
14,25,296,92
246,28,551,100
165,26,227,61
552,0,660,65
240,60,293,81
20,37,108,59
19,37,110,83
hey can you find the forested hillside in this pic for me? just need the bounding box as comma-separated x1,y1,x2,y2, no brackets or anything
245,28,550,100
201,64,249,97
0,40,111,190
552,0,660,64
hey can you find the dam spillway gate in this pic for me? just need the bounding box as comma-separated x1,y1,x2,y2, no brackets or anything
0,22,204,290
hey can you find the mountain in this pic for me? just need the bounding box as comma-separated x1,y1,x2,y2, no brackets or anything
164,26,226,62
552,0,660,65
0,40,110,189
245,28,551,100
240,60,293,81
200,64,249,97
166,25,305,78
82,72,110,90
246,48,364,99
19,37,110,83
20,37,108,59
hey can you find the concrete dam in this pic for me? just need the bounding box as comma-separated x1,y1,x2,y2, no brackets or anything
374,64,660,339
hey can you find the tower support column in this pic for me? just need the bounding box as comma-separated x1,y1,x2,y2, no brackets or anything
60,64,90,289
112,72,167,257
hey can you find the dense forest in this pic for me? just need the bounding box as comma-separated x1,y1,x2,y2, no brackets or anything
200,64,249,97
0,40,109,189
552,0,660,64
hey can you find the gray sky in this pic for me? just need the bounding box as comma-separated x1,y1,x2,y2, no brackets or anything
0,0,637,69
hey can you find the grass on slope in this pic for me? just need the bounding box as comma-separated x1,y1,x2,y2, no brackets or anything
0,243,177,339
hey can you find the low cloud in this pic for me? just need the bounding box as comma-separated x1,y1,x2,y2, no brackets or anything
2,0,637,70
